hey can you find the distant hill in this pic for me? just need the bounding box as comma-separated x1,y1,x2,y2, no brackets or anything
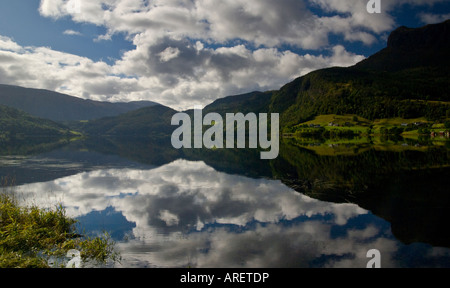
82,104,177,139
0,84,158,122
0,105,69,138
81,91,276,138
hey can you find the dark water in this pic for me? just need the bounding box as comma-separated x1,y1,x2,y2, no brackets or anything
1,137,450,268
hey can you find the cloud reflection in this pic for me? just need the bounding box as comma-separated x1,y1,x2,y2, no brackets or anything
17,160,449,268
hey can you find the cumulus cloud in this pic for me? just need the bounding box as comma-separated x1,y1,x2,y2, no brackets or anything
0,37,143,101
0,33,364,109
37,0,378,49
0,36,24,52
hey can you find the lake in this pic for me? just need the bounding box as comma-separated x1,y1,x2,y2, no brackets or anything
1,136,450,268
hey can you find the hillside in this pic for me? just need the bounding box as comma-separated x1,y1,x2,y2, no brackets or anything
82,104,177,139
81,91,276,139
355,19,450,71
0,84,158,122
269,20,450,129
203,91,274,115
0,105,69,138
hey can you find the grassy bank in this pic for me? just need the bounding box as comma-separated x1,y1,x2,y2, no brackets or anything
0,178,120,268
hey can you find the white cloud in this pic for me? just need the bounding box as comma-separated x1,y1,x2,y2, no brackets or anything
158,47,181,63
0,31,365,109
0,36,24,53
37,0,372,49
0,38,142,102
63,29,83,36
38,0,67,18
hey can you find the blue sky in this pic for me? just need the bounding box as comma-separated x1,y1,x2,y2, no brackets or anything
0,0,449,110
0,0,133,64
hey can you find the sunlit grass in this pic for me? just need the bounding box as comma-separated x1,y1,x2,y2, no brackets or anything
0,177,120,268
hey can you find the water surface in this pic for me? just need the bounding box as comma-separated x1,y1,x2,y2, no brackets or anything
2,137,450,268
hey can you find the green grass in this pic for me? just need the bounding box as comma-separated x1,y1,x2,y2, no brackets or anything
291,114,450,136
284,114,450,156
0,177,120,268
298,114,371,128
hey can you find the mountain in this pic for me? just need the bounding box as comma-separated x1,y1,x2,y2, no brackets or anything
82,104,177,139
0,84,158,122
0,104,69,138
203,91,274,115
355,19,450,72
81,91,276,138
269,20,450,129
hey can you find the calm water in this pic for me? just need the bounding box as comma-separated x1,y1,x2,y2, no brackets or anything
1,137,450,268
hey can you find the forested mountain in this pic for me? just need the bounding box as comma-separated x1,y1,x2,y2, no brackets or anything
203,91,274,115
0,105,69,138
81,104,177,139
355,19,450,72
269,20,450,129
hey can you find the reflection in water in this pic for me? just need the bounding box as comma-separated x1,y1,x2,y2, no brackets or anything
17,160,450,268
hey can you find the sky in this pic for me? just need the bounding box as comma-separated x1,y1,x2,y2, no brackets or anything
0,0,449,111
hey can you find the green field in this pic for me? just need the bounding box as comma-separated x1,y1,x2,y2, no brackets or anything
290,114,449,136
284,114,450,156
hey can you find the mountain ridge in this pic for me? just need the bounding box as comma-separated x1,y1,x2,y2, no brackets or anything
0,84,158,122
354,19,450,72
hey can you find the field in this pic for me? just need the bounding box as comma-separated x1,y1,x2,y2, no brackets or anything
285,114,450,156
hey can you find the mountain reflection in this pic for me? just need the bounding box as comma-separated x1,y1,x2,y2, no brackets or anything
17,159,450,268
